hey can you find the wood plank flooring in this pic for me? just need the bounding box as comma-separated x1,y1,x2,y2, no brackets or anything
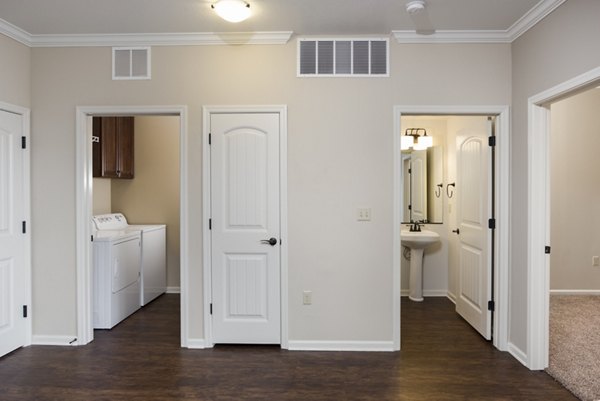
0,295,575,400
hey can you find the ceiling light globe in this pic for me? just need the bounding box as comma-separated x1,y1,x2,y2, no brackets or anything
406,0,426,15
212,0,251,23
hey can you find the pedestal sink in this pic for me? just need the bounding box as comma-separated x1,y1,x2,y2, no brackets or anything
401,229,440,302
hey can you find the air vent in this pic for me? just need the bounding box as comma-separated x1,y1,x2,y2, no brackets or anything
112,47,151,80
297,38,389,77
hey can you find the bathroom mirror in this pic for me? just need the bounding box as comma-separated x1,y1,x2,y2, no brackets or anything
402,146,443,224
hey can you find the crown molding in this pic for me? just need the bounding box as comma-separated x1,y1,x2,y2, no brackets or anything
393,0,566,44
0,19,293,47
0,17,32,46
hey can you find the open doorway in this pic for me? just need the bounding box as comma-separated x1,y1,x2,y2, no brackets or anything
393,106,510,352
75,106,188,347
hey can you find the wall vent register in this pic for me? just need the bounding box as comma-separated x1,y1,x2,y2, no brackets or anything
297,38,389,77
112,47,151,80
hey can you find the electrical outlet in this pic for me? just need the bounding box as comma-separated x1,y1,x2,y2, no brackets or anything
593,256,600,266
357,208,371,221
303,290,312,305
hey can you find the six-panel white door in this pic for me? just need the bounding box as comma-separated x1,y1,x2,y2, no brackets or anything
210,113,281,344
0,109,27,357
455,117,492,340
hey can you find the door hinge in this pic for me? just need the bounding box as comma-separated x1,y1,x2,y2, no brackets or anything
208,133,211,145
408,168,411,174
209,218,212,230
488,136,496,147
210,303,213,315
488,218,496,229
487,300,495,312
408,204,412,210
22,221,26,234
91,235,94,242
23,305,28,318
545,246,551,254
21,136,26,149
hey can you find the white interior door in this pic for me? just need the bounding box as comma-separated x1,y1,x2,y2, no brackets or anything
0,109,28,357
455,117,492,340
210,112,281,344
410,150,427,222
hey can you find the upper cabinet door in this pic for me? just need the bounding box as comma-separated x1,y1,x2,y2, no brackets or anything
92,117,134,179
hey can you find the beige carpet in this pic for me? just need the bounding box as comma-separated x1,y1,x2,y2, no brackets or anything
546,295,600,401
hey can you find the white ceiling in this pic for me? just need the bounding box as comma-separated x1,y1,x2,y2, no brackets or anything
0,0,551,36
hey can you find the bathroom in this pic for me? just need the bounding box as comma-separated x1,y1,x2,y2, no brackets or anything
400,115,495,331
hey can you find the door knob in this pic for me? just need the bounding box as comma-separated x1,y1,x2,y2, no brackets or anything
452,229,460,234
261,237,278,246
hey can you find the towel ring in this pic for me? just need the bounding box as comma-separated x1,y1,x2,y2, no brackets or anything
446,182,455,198
435,183,443,198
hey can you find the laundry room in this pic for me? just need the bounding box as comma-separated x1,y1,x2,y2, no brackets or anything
91,115,181,328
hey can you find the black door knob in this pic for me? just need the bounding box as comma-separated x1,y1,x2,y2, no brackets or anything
452,229,460,235
261,237,278,246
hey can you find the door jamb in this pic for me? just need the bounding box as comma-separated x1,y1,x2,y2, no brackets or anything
0,101,31,348
527,66,600,370
75,105,188,346
202,105,288,348
393,105,510,351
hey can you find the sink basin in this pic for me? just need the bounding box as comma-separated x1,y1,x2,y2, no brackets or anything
401,229,440,302
401,230,440,249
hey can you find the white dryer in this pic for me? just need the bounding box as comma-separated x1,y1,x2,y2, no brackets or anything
95,213,167,306
92,214,142,329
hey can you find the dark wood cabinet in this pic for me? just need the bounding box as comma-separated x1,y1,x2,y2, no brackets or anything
93,117,134,179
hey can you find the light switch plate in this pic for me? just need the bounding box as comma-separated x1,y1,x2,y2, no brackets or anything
303,290,312,305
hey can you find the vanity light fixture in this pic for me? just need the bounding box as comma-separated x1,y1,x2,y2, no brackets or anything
211,0,251,23
401,128,433,150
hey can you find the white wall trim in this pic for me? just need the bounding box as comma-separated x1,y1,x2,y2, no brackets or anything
550,290,600,296
166,286,181,294
393,0,566,44
393,105,510,354
0,101,31,348
0,19,293,47
508,341,528,367
400,290,448,297
288,341,394,352
202,105,289,349
32,335,78,346
527,66,600,370
185,338,208,349
75,105,189,347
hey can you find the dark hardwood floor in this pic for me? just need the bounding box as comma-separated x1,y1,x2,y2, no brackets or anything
0,295,575,400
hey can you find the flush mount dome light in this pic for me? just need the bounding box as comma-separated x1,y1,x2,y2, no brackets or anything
406,0,426,15
211,0,251,23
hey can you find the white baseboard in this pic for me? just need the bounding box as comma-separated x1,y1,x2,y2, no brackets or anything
401,289,448,297
184,338,208,349
32,335,78,346
507,341,528,368
550,289,600,295
166,286,181,294
288,340,394,352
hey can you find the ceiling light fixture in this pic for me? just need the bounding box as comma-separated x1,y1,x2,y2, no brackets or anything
401,128,432,150
406,0,426,15
211,0,251,23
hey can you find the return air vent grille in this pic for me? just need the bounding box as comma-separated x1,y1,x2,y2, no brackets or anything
298,38,389,77
112,47,151,80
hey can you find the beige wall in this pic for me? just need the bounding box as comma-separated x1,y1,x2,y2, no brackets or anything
27,40,511,342
111,116,180,289
92,178,111,215
550,88,600,290
0,34,30,108
511,0,600,353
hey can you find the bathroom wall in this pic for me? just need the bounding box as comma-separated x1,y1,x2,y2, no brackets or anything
111,116,181,290
550,88,600,291
400,116,449,296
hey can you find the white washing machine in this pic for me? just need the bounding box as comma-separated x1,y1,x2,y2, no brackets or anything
92,214,142,329
95,213,167,306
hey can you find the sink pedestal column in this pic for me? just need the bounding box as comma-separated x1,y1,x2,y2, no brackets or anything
409,248,424,302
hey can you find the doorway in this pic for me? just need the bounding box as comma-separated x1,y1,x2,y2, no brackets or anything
202,106,288,347
393,106,510,351
75,106,188,346
527,66,600,370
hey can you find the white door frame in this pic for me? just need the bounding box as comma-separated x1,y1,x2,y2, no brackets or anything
202,105,288,348
0,101,31,349
75,105,189,346
393,105,510,351
527,66,600,370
